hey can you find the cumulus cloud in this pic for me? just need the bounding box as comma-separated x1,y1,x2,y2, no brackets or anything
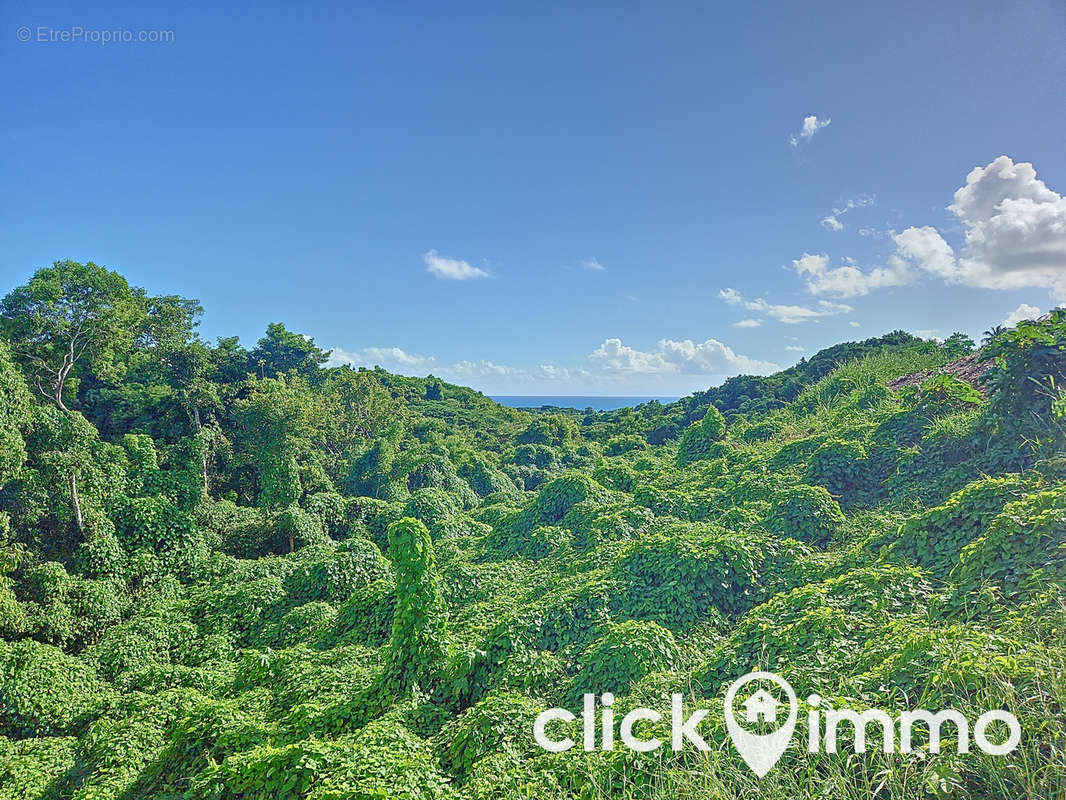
821,216,844,231
849,321,861,328
912,329,942,342
785,345,805,352
790,115,831,147
894,157,1066,299
792,251,913,297
719,287,853,324
327,346,525,382
589,337,780,376
1001,303,1042,328
733,318,761,328
423,249,490,280
581,258,606,271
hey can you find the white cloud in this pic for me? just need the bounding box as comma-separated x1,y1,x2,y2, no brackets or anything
720,287,853,324
820,195,874,231
581,258,606,271
792,251,913,297
892,226,958,279
589,337,779,376
327,346,525,383
912,329,943,342
790,115,831,147
785,345,805,352
893,157,1066,299
849,321,861,328
423,249,490,280
1001,303,1042,328
733,318,762,328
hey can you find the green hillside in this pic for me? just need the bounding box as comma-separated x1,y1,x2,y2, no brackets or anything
1,262,1064,799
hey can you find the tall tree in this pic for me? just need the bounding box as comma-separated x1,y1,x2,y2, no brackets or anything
0,261,146,411
248,322,329,380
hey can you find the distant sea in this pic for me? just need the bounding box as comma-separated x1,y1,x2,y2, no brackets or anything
491,396,678,411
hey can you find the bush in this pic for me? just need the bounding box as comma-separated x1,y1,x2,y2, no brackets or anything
436,690,545,781
766,485,845,547
870,475,1030,577
275,504,329,552
0,639,104,737
696,564,934,688
740,422,777,443
566,620,679,704
605,434,647,456
406,454,477,509
113,495,206,572
953,485,1066,601
676,406,727,466
592,461,638,492
306,491,348,538
610,526,799,629
459,457,519,499
278,601,337,645
330,578,396,647
532,472,603,523
805,439,868,498
404,487,463,539
87,610,198,681
284,537,391,605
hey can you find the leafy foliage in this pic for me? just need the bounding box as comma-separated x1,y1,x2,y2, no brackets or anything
0,263,1063,799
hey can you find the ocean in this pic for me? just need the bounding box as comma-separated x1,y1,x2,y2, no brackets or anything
491,396,678,411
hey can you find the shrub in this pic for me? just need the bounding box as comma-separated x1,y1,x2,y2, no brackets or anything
870,475,1029,577
275,504,329,552
532,472,603,523
766,485,845,547
406,454,477,509
404,487,462,539
436,690,545,781
696,564,935,689
74,526,127,579
516,415,578,448
805,439,868,498
306,491,348,537
459,457,519,499
592,461,637,492
87,610,198,681
330,578,396,647
113,495,206,572
610,526,797,629
676,406,727,466
740,422,777,443
284,537,391,605
278,601,337,645
953,485,1066,601
605,434,647,456
512,443,560,470
0,639,104,737
566,620,679,704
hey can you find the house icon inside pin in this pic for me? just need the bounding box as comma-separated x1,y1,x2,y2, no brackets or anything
741,688,782,724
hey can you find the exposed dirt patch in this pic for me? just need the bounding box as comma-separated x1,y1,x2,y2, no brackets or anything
887,352,992,394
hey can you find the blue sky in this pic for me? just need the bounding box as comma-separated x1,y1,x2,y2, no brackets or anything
3,1,1065,395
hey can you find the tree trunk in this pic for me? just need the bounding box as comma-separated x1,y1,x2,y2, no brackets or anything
70,470,83,533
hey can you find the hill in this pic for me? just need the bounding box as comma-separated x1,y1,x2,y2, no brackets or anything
0,262,1064,799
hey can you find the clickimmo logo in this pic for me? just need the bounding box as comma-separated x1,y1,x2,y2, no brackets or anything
533,671,1021,777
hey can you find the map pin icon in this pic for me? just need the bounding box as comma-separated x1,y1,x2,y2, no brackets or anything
724,671,798,777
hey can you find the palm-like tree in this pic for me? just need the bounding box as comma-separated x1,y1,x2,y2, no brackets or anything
981,325,1007,346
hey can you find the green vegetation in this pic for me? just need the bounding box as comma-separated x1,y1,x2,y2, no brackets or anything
0,262,1064,798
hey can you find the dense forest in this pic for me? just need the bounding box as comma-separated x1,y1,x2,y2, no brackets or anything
1,261,1064,798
